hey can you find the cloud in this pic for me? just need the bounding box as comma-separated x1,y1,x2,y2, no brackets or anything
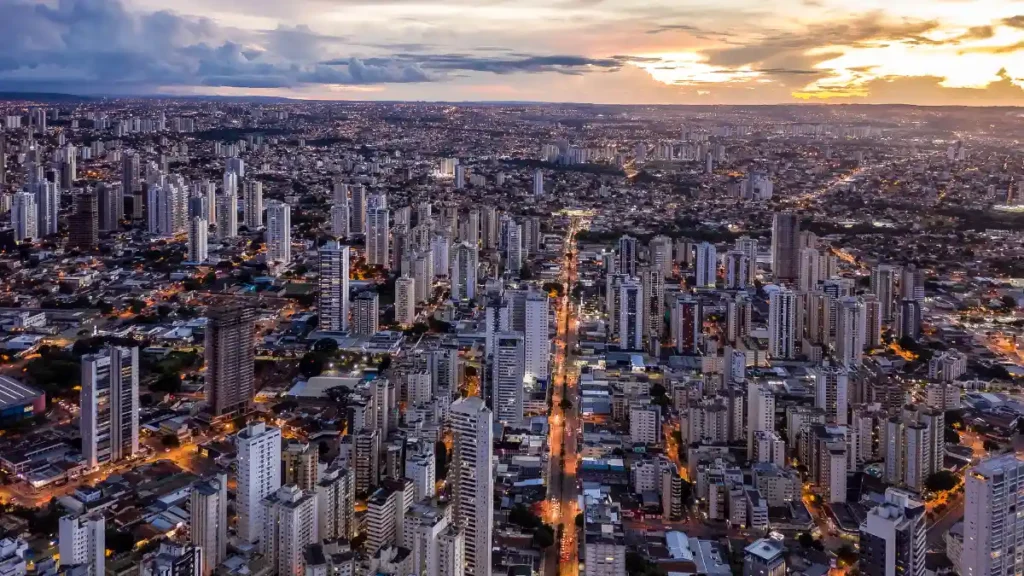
1002,16,1024,29
0,0,430,92
645,24,701,35
326,53,638,75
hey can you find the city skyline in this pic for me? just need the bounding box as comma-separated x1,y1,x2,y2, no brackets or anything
5,0,1024,105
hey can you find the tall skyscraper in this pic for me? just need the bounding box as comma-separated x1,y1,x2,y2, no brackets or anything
506,222,523,274
69,191,98,250
367,206,390,268
695,242,717,288
331,202,349,238
734,236,758,286
188,217,208,263
282,441,318,491
266,201,292,265
450,242,478,301
492,333,525,425
351,184,367,236
771,212,800,282
649,235,673,278
0,134,6,185
122,153,140,219
59,513,105,576
317,466,355,541
871,264,897,323
318,241,350,332
243,180,263,229
618,278,643,351
206,304,256,416
352,291,380,335
97,183,123,232
261,485,318,576
80,346,139,468
190,474,228,576
812,364,849,425
481,206,498,250
237,422,282,544
724,250,749,290
34,180,60,237
797,247,821,292
533,169,544,196
672,294,702,355
618,235,637,277
898,298,923,340
963,454,1024,576
395,275,416,326
835,296,866,368
859,489,925,576
768,289,797,359
12,191,37,242
451,397,493,576
746,382,775,455
523,292,549,383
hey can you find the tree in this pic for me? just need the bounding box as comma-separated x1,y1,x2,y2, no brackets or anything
435,441,449,479
161,434,180,448
313,338,339,354
378,354,393,372
836,545,858,567
508,504,543,530
519,265,533,280
559,398,572,410
798,532,815,548
299,352,325,378
944,428,961,444
532,524,555,548
925,470,958,492
984,439,1002,452
650,383,667,398
1001,295,1017,309
575,513,583,527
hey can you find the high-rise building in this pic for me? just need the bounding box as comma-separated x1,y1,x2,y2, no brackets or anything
266,201,292,265
901,265,925,300
58,513,105,576
618,235,637,277
450,397,493,576
505,222,523,274
404,439,435,501
859,489,926,576
771,212,800,282
532,169,544,196
354,428,381,494
797,247,821,292
524,292,549,383
11,191,37,243
190,474,228,576
835,296,866,367
746,382,775,454
367,207,390,268
237,422,282,544
863,295,883,349
898,298,922,341
97,183,123,232
724,250,749,290
188,217,208,263
350,185,367,235
331,202,349,238
649,235,673,278
695,242,717,288
395,275,416,326
81,346,139,468
206,305,256,416
69,191,98,250
438,527,466,576
618,278,643,351
353,291,379,335
492,332,525,425
640,267,665,347
871,264,897,323
34,180,60,237
734,236,758,286
140,542,202,576
317,466,355,541
0,135,6,185
261,485,318,576
812,364,849,425
318,241,350,332
963,454,1024,576
282,441,318,491
672,294,702,354
768,289,797,359
122,153,140,218
450,242,478,301
243,181,263,229
481,206,498,250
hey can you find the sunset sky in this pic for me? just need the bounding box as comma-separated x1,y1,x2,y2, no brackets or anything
5,0,1024,105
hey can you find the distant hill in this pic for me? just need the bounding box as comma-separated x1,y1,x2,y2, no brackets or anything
0,91,94,103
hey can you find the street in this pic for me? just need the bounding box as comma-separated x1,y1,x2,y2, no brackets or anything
543,219,581,576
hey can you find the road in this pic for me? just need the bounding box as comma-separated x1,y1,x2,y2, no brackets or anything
543,219,581,576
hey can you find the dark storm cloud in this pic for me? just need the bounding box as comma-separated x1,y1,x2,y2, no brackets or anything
0,0,430,92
